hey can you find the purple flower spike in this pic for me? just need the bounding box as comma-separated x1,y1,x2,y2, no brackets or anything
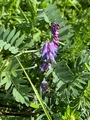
53,37,60,43
42,42,57,63
42,42,48,58
40,80,50,94
41,22,61,72
49,42,58,56
41,62,51,72
51,22,60,37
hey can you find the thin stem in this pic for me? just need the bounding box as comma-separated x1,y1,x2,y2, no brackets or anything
68,0,79,12
15,64,37,71
15,57,52,120
15,50,38,57
59,41,65,46
19,6,29,22
85,63,90,71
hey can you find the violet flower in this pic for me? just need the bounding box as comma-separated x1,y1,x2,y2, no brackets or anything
40,80,50,94
41,22,60,72
40,62,51,72
42,42,57,63
51,22,60,37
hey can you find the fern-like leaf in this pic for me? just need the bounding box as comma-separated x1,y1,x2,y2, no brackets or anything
0,26,25,54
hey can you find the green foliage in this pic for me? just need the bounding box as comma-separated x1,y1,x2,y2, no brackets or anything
0,25,25,54
38,4,73,40
0,0,90,120
0,57,30,106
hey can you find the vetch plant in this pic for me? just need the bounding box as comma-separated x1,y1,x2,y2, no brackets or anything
40,80,50,94
0,1,89,119
41,22,60,72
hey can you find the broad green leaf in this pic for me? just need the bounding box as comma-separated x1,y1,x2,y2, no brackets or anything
30,102,40,108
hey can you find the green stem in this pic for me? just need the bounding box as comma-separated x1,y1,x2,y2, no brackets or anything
15,50,38,57
85,63,90,71
68,0,79,12
16,57,52,120
15,64,37,71
59,41,65,46
19,6,29,23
